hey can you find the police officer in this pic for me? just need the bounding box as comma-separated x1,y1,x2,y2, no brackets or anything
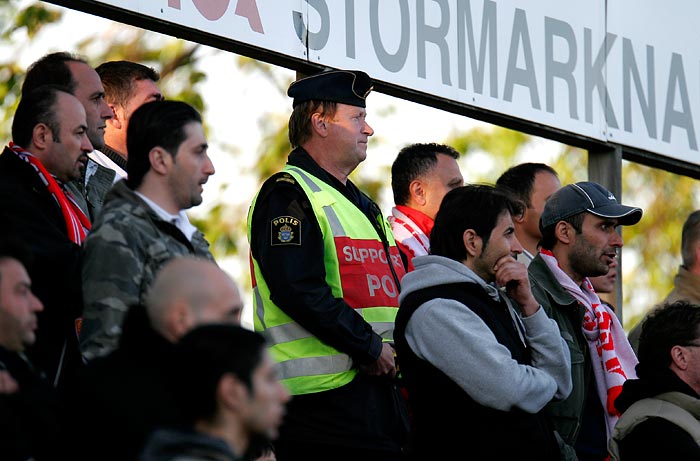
247,69,408,461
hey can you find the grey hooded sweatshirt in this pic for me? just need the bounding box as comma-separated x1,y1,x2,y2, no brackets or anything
399,254,572,412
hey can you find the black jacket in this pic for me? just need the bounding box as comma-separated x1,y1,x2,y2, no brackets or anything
395,282,560,460
0,147,84,390
613,364,700,459
0,347,65,460
248,149,408,456
68,304,183,461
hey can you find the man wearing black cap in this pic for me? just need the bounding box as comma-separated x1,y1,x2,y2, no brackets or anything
247,69,408,461
528,181,643,461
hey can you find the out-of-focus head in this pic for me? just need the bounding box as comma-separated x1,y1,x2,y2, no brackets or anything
145,257,243,343
588,255,618,294
638,300,700,394
0,236,43,352
681,210,700,270
176,324,291,456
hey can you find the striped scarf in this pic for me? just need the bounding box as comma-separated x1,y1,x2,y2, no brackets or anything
540,249,638,439
9,143,91,244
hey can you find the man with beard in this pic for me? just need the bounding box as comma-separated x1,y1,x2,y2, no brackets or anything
0,85,93,390
528,182,643,461
394,184,571,460
80,100,216,361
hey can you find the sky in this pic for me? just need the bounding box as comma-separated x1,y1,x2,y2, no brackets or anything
7,0,563,327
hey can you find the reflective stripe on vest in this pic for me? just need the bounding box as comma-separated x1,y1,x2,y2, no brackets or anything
247,166,405,395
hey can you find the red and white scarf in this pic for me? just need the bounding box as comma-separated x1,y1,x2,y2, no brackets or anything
9,143,91,244
388,205,433,271
540,249,638,439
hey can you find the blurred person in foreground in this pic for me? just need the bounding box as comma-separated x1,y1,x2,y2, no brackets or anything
71,257,243,461
0,234,65,461
141,324,291,461
610,300,700,459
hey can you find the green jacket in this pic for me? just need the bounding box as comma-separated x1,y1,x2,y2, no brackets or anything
529,253,592,457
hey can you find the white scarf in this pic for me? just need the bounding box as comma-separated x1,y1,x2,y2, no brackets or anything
540,249,638,439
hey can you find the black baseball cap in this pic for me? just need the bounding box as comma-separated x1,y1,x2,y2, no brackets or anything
540,181,643,229
287,69,373,108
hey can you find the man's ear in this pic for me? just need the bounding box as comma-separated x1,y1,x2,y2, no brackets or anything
164,300,190,341
513,209,527,224
218,372,247,411
463,229,481,258
149,146,171,175
670,345,690,371
32,123,52,150
310,112,328,137
408,179,426,206
107,104,122,130
554,221,573,244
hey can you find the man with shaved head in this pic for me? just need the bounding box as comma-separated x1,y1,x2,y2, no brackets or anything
69,256,243,461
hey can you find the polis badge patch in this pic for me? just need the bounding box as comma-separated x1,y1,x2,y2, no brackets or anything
271,216,301,246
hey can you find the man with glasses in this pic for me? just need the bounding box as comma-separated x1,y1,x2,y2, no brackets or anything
609,300,700,459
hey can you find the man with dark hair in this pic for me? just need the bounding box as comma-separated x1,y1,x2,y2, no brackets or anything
394,184,571,460
248,69,408,461
80,100,215,361
528,181,643,460
496,162,561,266
628,209,700,352
388,142,463,270
0,235,67,461
96,60,163,179
141,324,291,461
609,300,700,459
22,51,115,221
0,85,92,389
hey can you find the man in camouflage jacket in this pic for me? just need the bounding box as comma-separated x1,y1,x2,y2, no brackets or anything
80,100,216,361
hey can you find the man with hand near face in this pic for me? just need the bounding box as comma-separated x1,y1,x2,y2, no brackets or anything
394,184,571,460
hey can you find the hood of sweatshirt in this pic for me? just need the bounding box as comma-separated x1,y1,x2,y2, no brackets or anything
614,362,700,413
399,254,500,303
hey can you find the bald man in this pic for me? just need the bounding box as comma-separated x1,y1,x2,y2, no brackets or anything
69,257,243,461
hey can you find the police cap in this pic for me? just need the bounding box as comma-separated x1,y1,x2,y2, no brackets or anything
287,69,373,108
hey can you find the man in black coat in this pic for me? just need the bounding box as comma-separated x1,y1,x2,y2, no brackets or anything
0,85,93,391
610,300,700,459
0,234,66,460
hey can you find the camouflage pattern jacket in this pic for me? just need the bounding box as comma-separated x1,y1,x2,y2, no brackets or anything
80,180,214,361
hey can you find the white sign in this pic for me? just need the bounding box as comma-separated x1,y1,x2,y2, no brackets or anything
91,0,700,167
